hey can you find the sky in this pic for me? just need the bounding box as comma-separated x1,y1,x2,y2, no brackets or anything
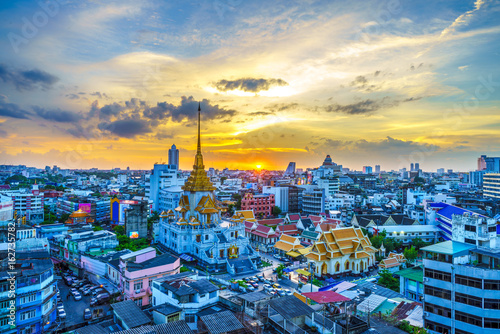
0,0,499,172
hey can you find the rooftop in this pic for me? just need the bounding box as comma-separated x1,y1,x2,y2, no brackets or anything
395,265,423,283
111,300,151,329
199,310,244,334
124,253,178,272
421,240,476,256
268,295,314,319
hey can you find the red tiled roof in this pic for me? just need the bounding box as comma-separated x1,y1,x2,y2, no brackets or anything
257,218,283,226
288,214,300,221
252,230,278,238
309,215,322,222
280,224,298,231
255,224,273,234
302,291,351,304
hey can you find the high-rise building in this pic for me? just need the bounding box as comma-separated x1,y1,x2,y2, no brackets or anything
317,176,340,197
410,163,414,171
483,173,500,199
168,144,179,170
437,168,445,175
375,165,381,173
478,155,487,171
363,166,373,174
146,164,182,212
284,162,296,175
415,163,420,171
422,213,500,334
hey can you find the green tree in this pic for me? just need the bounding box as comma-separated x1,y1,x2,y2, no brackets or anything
276,264,286,279
93,225,103,232
404,246,418,263
233,194,242,210
59,213,70,224
412,237,429,250
113,225,125,236
227,204,235,216
378,269,400,292
413,176,425,184
272,206,282,216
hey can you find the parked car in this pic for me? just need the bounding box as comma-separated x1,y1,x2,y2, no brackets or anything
256,275,264,282
73,292,82,301
284,289,293,296
277,289,286,296
91,292,110,306
251,282,259,288
263,284,272,291
246,286,255,292
272,284,282,289
263,279,272,285
92,288,105,296
70,288,77,295
83,308,92,320
57,304,64,311
58,309,67,319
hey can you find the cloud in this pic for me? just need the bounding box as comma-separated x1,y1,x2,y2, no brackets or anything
0,97,31,119
324,99,386,115
34,106,82,123
440,0,486,38
143,96,236,122
0,128,7,137
458,65,469,71
90,92,109,99
0,64,59,91
213,78,288,93
248,111,275,117
99,118,152,138
66,94,80,100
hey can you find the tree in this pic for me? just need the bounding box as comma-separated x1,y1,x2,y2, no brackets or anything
412,237,429,250
276,264,286,279
59,213,70,224
272,206,282,216
227,204,235,216
404,246,418,263
113,225,125,236
93,226,103,232
378,269,399,292
413,176,425,184
233,194,242,210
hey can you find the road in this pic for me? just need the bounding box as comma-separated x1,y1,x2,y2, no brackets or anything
56,278,111,328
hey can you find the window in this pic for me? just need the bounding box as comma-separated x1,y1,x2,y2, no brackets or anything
465,225,476,232
134,281,143,290
455,311,482,327
0,318,7,326
200,294,206,298
455,330,474,334
456,275,482,288
43,300,52,312
464,238,476,245
455,292,482,308
125,281,130,290
424,286,451,300
424,320,450,333
20,309,36,321
485,318,500,329
425,268,451,282
488,226,496,233
135,298,142,306
209,291,217,299
424,302,451,318
185,314,196,323
484,279,500,290
167,313,180,322
205,235,208,240
484,298,500,310
21,293,37,304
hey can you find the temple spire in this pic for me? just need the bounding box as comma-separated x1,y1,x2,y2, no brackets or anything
197,102,201,153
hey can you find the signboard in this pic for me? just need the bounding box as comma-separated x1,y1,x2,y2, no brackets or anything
129,231,139,239
79,203,92,213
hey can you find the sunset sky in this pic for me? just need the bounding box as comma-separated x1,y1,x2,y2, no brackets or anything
0,0,499,171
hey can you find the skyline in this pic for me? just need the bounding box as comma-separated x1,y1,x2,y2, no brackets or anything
1,0,500,171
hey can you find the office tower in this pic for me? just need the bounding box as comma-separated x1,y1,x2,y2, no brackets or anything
410,163,414,171
168,144,179,170
375,165,381,173
483,173,500,199
363,166,373,174
415,163,420,171
285,162,296,175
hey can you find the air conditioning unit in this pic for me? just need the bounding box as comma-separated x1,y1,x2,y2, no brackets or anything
423,312,429,318
135,289,141,294
423,277,429,282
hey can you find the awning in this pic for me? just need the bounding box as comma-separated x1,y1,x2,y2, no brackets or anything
297,247,311,255
286,251,301,258
296,269,311,276
179,254,195,261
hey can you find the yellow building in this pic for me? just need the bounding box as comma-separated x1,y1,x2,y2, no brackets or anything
305,226,378,277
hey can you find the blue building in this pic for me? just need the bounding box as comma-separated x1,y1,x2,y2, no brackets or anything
395,265,424,302
1,249,57,334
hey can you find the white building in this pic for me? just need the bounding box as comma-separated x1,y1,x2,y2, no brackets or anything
262,186,289,212
1,184,44,223
146,164,184,211
0,194,13,222
316,176,339,197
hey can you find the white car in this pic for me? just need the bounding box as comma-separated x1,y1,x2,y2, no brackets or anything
73,291,82,301
70,288,77,295
58,309,67,319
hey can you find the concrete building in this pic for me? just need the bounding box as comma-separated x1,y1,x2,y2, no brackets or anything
262,186,289,213
120,248,180,307
316,176,340,197
469,170,486,186
168,144,180,170
284,162,296,175
301,188,325,215
124,201,149,239
2,184,44,223
241,192,275,216
152,272,219,331
0,195,13,222
363,166,373,174
422,214,500,334
483,173,500,199
375,165,381,173
395,265,424,302
146,164,183,212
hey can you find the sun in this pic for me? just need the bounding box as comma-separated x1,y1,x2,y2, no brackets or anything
256,164,262,169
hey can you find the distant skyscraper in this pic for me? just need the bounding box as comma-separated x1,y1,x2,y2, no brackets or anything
437,168,445,175
168,144,179,170
410,163,414,171
415,163,420,171
478,155,487,171
363,166,373,174
285,162,296,175
375,165,381,173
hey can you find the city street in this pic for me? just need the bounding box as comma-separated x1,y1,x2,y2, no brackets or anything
57,279,111,328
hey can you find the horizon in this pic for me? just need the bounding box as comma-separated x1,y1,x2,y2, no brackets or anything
1,1,499,171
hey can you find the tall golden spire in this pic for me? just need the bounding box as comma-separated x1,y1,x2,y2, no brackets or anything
182,102,215,192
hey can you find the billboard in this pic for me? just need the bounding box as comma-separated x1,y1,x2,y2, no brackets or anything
129,231,139,239
110,198,139,224
79,203,92,213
